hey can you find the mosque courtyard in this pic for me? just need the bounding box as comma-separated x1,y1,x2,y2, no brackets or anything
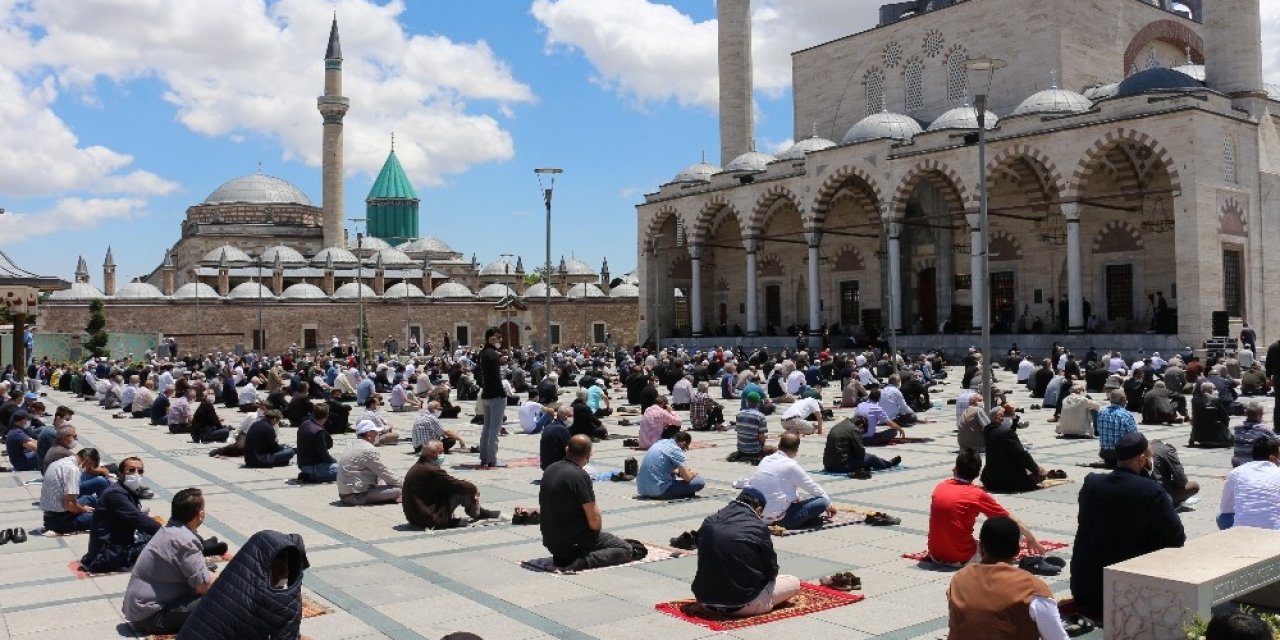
0,364,1242,639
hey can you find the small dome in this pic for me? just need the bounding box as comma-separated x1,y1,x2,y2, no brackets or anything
113,282,165,299
202,245,252,264
331,282,376,299
1115,68,1202,98
1083,83,1120,100
1267,83,1280,101
227,282,275,300
259,245,307,266
479,257,519,276
398,236,455,254
280,283,328,299
1012,88,1092,116
777,135,837,160
670,161,721,184
172,282,220,300
311,247,359,267
609,283,640,298
562,258,596,276
49,282,106,301
203,173,312,206
432,282,475,299
523,282,562,298
927,105,999,131
565,283,607,299
843,111,924,144
1171,63,1205,82
382,282,427,299
723,150,776,174
348,236,391,251
477,283,518,298
370,247,414,267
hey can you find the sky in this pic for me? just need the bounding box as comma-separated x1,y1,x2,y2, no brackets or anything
0,0,1278,286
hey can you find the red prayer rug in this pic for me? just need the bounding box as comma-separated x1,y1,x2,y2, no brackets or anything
655,582,864,631
902,540,1069,562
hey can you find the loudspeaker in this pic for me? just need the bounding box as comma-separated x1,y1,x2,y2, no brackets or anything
1212,310,1230,337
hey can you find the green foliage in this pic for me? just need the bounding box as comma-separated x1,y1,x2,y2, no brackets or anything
83,299,109,358
0,303,10,324
1183,605,1280,639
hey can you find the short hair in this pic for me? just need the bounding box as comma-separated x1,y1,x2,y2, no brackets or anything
556,405,573,420
484,327,500,340
697,381,708,392
1202,382,1218,394
566,434,593,458
311,402,329,419
76,447,100,466
673,431,692,445
888,373,901,385
955,448,983,481
979,517,1021,559
365,395,380,408
297,382,309,394
119,456,143,473
55,406,74,419
576,388,588,401
1109,389,1127,405
56,425,76,442
1252,437,1280,462
1247,402,1266,421
171,488,205,524
868,388,881,401
263,409,283,423
778,432,801,454
1204,611,1273,640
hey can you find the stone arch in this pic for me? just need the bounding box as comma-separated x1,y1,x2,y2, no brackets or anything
1092,221,1144,254
751,185,805,235
831,245,866,271
758,253,786,277
1123,19,1203,75
643,205,682,252
809,165,884,229
1219,196,1247,236
891,159,971,217
986,145,1068,204
668,253,692,278
988,230,1024,262
1069,128,1182,200
690,195,745,246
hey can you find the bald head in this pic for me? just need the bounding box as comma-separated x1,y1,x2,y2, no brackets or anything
419,440,445,462
778,432,801,455
566,434,593,462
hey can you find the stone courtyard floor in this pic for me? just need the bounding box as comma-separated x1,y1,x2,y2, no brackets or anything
0,365,1248,639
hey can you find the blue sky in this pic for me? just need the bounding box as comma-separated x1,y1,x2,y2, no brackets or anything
1,0,1277,285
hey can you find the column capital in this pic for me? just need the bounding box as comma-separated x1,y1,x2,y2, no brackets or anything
1061,202,1082,221
964,212,981,230
879,202,896,220
743,237,759,253
886,222,902,239
805,230,822,248
688,243,703,259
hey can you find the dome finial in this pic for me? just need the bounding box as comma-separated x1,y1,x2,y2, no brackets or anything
256,160,262,175
390,131,395,152
1185,46,1193,65
811,123,819,138
1049,69,1059,90
700,149,706,163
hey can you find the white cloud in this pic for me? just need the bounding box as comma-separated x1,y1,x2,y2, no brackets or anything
531,0,880,110
0,198,147,243
1263,3,1280,87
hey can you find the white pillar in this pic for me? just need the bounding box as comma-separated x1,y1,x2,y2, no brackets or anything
690,244,704,337
887,221,903,332
1063,204,1085,333
966,212,984,333
806,231,822,336
745,237,760,336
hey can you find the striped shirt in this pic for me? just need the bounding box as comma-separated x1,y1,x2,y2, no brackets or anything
735,408,768,454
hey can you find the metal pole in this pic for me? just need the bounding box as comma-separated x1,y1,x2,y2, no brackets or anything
535,168,563,368
357,232,364,367
257,259,264,353
195,273,201,356
977,99,992,409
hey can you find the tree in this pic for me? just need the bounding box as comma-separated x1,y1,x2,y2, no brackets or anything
524,265,555,285
84,299,109,358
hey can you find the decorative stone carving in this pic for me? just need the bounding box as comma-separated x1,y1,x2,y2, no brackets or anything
923,28,944,57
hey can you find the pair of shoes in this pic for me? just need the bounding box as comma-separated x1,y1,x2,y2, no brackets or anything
669,530,699,550
512,507,540,525
1029,404,1041,410
624,457,638,477
9,528,27,544
622,438,639,448
848,468,872,480
1063,613,1096,637
611,472,635,482
1019,555,1065,576
819,572,861,591
864,512,900,526
467,446,481,454
202,537,228,558
472,508,501,521
618,418,633,426
1046,469,1067,480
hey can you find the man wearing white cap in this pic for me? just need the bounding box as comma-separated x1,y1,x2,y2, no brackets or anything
337,420,402,506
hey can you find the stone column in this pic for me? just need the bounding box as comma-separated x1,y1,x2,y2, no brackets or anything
966,212,983,333
1063,203,1085,333
744,237,760,336
806,231,822,338
690,243,704,337
716,0,753,166
886,221,903,333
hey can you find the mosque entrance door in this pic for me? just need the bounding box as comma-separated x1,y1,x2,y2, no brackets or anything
917,268,937,333
499,321,521,349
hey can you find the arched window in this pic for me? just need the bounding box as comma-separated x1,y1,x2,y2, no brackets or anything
904,58,924,112
946,48,968,104
865,68,885,115
1223,136,1237,184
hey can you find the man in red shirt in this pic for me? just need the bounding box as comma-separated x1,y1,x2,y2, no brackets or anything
927,449,1045,566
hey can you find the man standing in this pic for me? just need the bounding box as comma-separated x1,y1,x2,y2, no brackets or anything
402,440,499,529
1240,322,1258,356
337,421,403,506
691,488,801,617
538,435,638,571
947,517,1069,640
121,488,213,635
478,328,506,468
750,433,833,529
637,431,706,500
1071,432,1185,620
1268,339,1280,427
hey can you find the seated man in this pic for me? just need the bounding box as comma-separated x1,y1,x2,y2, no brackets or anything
586,379,612,417
1141,381,1186,425
283,383,314,425
296,403,338,483
4,411,38,471
947,517,1070,640
150,387,173,426
1218,436,1280,530
389,379,422,412
538,435,639,571
357,395,400,446
927,449,1044,566
1148,440,1200,506
880,374,918,426
751,433,833,529
637,431,706,500
1190,382,1234,448
40,447,108,534
981,408,1047,493
822,415,899,476
411,401,465,455
570,389,609,441
956,393,987,453
324,388,353,434
1233,402,1278,467
121,488,213,635
402,440,499,529
175,529,309,640
81,457,161,573
539,406,574,470
689,382,725,431
1057,384,1100,438
1096,389,1139,466
1241,364,1268,397
1071,432,1185,620
337,421,403,506
671,375,694,410
691,487,801,617
35,406,73,471
779,390,824,436
856,388,904,446
638,395,681,449
243,410,295,468
130,380,156,419
518,393,554,435
733,392,773,462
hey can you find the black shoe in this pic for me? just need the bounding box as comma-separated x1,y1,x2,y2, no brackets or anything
473,508,500,521
669,530,699,550
849,468,872,480
890,456,902,467
10,528,26,544
297,472,314,484
611,473,635,482
0,529,10,545
202,540,228,558
624,457,638,477
622,438,639,448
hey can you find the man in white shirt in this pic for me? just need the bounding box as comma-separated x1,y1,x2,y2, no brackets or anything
880,374,917,426
1016,356,1035,386
780,392,824,435
858,365,876,387
1219,437,1280,530
671,375,694,410
749,433,834,530
784,365,807,397
236,377,261,411
518,396,553,434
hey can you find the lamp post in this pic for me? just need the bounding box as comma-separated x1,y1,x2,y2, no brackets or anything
193,270,202,356
500,253,514,348
535,168,562,363
351,217,367,367
255,257,264,353
966,56,1006,409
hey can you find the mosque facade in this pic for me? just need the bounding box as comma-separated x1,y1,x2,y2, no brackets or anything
38,19,639,355
636,0,1280,350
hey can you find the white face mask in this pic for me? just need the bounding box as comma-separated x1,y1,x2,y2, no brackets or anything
1001,417,1013,428
122,474,144,492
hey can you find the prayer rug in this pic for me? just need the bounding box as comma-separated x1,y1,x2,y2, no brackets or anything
811,465,907,477
69,553,232,579
881,436,935,446
521,544,691,575
453,463,510,470
504,456,541,468
148,596,330,639
655,582,864,631
981,478,1074,493
768,509,865,536
629,441,717,452
902,540,1069,562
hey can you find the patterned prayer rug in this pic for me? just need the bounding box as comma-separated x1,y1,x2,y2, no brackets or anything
655,583,864,631
901,540,1069,562
768,509,866,536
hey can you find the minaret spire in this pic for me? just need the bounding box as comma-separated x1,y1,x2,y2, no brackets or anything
318,15,350,248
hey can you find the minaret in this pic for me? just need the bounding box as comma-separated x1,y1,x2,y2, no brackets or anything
74,256,89,284
103,247,117,297
717,0,753,166
161,251,176,295
318,16,350,248
1204,0,1263,102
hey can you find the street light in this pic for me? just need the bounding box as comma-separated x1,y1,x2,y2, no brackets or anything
500,253,514,348
966,56,1006,409
255,257,265,353
351,217,368,367
535,168,562,365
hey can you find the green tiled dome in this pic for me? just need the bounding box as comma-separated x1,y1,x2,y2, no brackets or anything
366,150,419,201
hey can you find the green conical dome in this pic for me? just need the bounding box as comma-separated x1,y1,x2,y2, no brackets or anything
366,150,419,201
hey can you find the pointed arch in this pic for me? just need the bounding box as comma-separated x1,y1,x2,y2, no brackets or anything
642,205,682,253
809,165,884,229
1069,128,1182,201
985,144,1068,204
1092,220,1144,254
891,159,971,218
690,195,745,247
750,185,805,236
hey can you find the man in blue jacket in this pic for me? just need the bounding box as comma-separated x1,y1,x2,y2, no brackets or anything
692,488,800,616
81,457,161,573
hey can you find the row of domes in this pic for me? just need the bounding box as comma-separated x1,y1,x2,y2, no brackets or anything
50,280,638,302
200,243,600,278
670,67,1209,185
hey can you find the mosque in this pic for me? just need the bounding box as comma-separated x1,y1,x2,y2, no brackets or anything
38,18,639,355
636,0,1280,352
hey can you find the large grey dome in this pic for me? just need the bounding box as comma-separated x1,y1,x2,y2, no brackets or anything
1116,68,1202,98
331,282,376,299
671,161,721,184
562,258,596,276
398,236,455,254
1012,88,1091,116
203,245,253,264
565,283,607,299
609,283,639,298
927,106,999,131
280,283,327,300
383,283,427,299
843,111,924,144
723,150,776,174
260,245,307,266
348,236,391,251
479,257,519,276
227,282,275,300
523,282,562,298
477,283,518,298
370,247,414,267
1083,83,1120,100
203,173,313,206
311,247,359,267
49,282,105,301
432,282,474,299
172,282,220,300
1171,63,1205,82
778,134,837,160
114,282,165,299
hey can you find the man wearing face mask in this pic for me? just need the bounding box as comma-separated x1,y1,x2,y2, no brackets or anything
981,407,1048,492
81,457,162,573
477,328,507,468
40,447,107,534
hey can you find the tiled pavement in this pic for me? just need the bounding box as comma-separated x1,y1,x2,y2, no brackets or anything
0,367,1248,639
